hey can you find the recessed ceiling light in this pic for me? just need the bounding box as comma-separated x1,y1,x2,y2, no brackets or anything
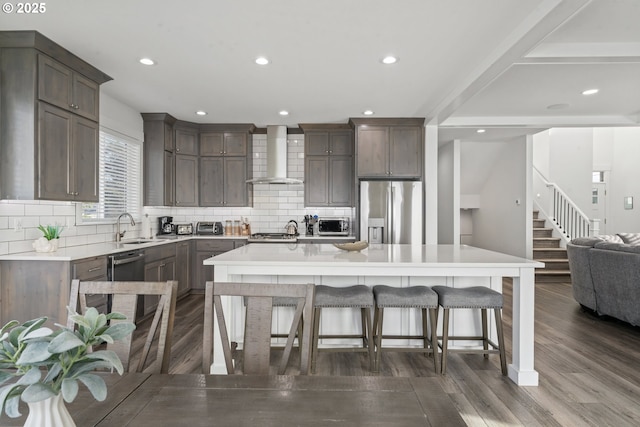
196,111,207,116
279,110,289,116
363,110,374,116
582,88,599,95
255,57,269,65
139,58,155,66
382,56,397,64
476,129,486,133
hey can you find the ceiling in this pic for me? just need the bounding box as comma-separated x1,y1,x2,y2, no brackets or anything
3,0,639,143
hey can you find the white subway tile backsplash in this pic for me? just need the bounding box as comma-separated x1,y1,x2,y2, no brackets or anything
0,132,354,254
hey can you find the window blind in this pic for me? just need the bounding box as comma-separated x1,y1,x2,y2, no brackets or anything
82,130,141,221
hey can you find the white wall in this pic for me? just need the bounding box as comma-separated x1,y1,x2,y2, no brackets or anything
470,138,528,258
606,127,640,233
437,142,455,244
547,128,593,213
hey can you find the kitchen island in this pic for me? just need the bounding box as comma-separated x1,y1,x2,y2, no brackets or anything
204,243,543,386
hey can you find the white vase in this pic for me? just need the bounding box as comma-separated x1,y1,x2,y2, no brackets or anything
24,394,76,427
32,237,59,253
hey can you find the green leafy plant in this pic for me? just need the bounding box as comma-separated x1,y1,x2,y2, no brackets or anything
0,308,136,418
37,225,64,240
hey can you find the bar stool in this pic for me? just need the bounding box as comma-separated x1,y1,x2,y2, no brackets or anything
311,285,374,373
372,285,440,373
432,286,507,375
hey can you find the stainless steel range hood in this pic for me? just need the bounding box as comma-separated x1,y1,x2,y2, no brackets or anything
246,125,303,185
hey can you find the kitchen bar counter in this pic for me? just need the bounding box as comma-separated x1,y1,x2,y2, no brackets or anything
204,243,543,386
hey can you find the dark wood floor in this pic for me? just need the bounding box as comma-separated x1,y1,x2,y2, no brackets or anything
132,281,640,426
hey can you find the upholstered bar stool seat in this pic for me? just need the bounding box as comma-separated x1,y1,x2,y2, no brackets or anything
372,285,440,373
432,286,507,375
311,285,374,373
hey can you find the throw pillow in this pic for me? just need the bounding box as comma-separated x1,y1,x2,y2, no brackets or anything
616,233,640,245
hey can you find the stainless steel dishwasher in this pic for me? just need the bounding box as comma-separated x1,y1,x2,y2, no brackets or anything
108,249,146,318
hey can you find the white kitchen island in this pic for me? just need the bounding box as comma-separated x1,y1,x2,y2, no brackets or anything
204,243,543,386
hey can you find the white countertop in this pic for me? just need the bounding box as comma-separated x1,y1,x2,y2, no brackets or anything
0,235,249,262
204,243,543,269
0,235,357,262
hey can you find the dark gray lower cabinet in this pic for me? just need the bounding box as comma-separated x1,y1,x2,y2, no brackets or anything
175,240,191,297
144,245,177,317
72,256,108,314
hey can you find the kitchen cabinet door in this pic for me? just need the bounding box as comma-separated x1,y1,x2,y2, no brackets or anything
72,256,108,314
329,156,353,206
144,257,175,316
175,154,198,206
38,54,99,121
306,132,330,156
305,156,329,205
356,126,389,177
175,240,191,297
389,126,422,178
200,132,247,156
199,156,224,206
223,157,248,206
37,103,98,202
175,126,198,155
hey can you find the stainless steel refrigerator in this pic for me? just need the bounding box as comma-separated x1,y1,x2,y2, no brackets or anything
360,181,423,244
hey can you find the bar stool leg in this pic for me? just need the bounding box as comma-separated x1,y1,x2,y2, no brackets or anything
311,307,322,374
494,308,508,375
428,307,440,374
481,308,489,359
363,308,374,371
421,308,428,354
441,308,450,375
373,307,384,372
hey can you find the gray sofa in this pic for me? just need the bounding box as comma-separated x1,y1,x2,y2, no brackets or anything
567,234,640,326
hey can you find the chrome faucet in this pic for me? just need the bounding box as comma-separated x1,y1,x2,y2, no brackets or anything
115,212,136,242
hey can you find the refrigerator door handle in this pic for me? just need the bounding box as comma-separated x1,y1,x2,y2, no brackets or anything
389,185,394,243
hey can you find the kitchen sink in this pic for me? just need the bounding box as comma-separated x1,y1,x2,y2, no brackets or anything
120,239,155,245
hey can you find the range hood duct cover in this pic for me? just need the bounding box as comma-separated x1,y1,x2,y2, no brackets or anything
247,125,303,184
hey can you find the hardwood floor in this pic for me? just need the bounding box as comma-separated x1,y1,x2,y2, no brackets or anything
132,281,640,426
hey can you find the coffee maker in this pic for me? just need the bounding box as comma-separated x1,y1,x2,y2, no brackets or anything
158,216,174,235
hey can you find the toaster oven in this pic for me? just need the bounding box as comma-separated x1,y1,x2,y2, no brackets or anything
317,218,350,236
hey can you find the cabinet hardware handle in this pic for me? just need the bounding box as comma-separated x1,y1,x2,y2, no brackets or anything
88,266,101,272
176,148,180,152
74,105,79,110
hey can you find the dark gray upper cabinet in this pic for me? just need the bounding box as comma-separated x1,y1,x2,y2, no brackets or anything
0,31,111,201
301,125,354,207
174,122,199,206
37,103,99,201
199,126,254,207
350,118,425,179
175,153,199,207
175,125,198,155
142,113,177,206
38,54,100,121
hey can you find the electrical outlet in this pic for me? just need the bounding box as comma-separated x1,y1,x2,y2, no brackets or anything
14,218,23,231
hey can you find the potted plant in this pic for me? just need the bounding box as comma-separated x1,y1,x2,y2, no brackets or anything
0,307,136,426
33,225,64,253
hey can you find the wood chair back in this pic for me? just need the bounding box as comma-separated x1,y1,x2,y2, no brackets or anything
203,281,315,375
68,279,178,373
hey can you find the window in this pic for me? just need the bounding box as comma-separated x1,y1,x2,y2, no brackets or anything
82,129,142,221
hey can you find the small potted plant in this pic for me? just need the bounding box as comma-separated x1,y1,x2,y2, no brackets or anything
0,307,136,426
33,225,64,253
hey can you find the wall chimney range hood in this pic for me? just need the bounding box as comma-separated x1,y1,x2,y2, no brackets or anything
247,125,303,185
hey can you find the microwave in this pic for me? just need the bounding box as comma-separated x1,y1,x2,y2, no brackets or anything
317,218,350,236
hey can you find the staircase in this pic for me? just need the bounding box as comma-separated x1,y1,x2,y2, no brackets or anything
533,210,571,283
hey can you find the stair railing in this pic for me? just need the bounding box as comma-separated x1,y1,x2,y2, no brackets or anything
533,167,596,241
